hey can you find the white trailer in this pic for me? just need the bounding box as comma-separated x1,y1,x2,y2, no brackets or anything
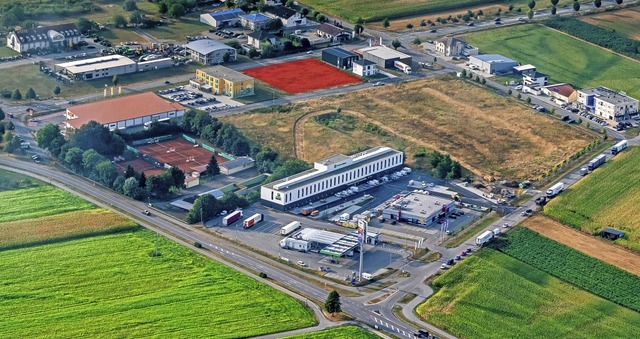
339,213,350,221
280,221,301,236
394,60,412,74
242,213,263,229
546,182,565,198
222,210,243,226
476,230,494,246
611,140,628,156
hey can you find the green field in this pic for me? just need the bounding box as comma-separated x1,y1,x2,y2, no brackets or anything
463,24,640,99
285,326,379,339
0,228,315,337
544,146,640,252
0,185,94,222
0,168,43,190
417,249,640,339
0,46,19,57
581,7,640,41
493,227,640,312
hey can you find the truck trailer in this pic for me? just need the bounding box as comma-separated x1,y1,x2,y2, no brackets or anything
242,213,263,229
394,60,412,74
476,230,494,246
611,140,628,156
222,210,243,226
280,221,301,236
546,182,565,198
587,154,607,171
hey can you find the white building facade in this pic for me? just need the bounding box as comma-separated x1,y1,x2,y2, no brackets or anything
352,59,377,76
261,147,403,210
578,87,639,121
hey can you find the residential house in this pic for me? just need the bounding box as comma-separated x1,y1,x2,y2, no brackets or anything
435,37,465,57
542,83,578,103
240,13,271,31
513,64,536,76
6,23,81,53
316,23,351,43
184,39,237,65
352,59,377,77
247,30,277,49
265,6,307,27
577,87,639,121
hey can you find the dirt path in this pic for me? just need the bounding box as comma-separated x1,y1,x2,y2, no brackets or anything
522,215,640,277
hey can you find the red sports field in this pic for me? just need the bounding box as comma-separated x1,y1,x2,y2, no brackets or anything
242,58,362,94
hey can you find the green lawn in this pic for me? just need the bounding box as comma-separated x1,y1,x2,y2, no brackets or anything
417,249,640,339
463,24,640,99
0,46,19,57
0,168,44,190
544,146,640,252
284,326,380,339
144,16,210,40
0,228,316,338
0,185,95,223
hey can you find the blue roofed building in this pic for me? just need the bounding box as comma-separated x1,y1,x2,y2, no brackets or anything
240,13,271,31
200,8,246,28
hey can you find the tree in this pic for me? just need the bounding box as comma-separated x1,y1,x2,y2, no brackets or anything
129,10,143,27
247,48,259,58
125,165,136,178
113,14,127,28
382,18,390,29
82,149,103,176
5,121,14,131
71,121,125,156
3,135,21,153
2,130,12,143
122,177,141,198
573,1,580,12
406,23,413,29
528,0,536,9
594,0,601,7
158,1,168,14
112,75,119,86
354,24,364,35
25,88,36,100
316,14,326,22
265,18,283,30
412,37,421,45
517,93,522,100
420,19,427,26
300,8,309,16
526,97,532,104
138,171,147,188
461,69,467,77
168,3,186,18
96,161,117,187
507,88,512,95
260,43,275,58
448,161,462,179
616,0,623,4
146,172,173,197
186,194,219,224
286,0,294,7
11,89,22,100
65,147,84,172
528,9,534,20
53,86,61,96
477,9,484,16
0,107,4,121
551,0,559,5
169,166,185,189
300,38,311,49
391,39,401,50
124,0,138,11
222,52,231,63
325,290,341,316
225,0,235,9
77,17,93,33
206,154,220,176
551,6,557,15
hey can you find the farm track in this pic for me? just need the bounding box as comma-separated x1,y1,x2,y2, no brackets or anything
523,215,640,277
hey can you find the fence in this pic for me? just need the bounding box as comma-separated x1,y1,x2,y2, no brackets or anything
131,134,175,146
182,134,196,144
218,152,235,161
126,145,139,154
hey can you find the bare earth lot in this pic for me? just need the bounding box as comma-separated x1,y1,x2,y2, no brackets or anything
523,215,640,277
223,77,593,181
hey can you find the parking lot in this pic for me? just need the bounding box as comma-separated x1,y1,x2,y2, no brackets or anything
158,85,243,113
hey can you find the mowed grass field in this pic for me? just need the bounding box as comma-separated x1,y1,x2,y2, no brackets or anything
0,228,315,338
544,146,640,252
223,77,593,181
581,7,640,41
284,326,379,339
463,24,640,99
416,249,640,338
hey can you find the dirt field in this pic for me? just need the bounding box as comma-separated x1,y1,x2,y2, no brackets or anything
242,59,362,94
581,7,640,40
134,138,224,174
223,77,594,181
523,215,640,277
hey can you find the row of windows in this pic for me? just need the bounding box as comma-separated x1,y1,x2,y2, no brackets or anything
276,154,402,203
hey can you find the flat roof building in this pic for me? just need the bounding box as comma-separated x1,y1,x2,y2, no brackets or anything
56,55,137,80
261,146,404,210
65,92,185,131
185,39,237,65
220,156,255,175
381,190,455,227
322,47,359,70
240,13,271,31
200,8,245,28
469,54,518,74
193,66,254,98
356,45,412,69
577,86,639,121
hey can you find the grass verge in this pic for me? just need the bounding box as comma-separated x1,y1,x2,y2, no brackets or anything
284,325,380,339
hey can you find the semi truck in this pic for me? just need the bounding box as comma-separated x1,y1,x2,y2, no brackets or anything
611,140,628,156
546,182,565,198
222,210,243,226
394,60,412,74
476,230,494,246
280,221,301,235
587,154,607,171
242,213,263,229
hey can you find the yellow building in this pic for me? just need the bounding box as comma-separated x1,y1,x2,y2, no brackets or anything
193,66,254,98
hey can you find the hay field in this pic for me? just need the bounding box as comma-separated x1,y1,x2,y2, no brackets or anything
223,77,593,181
581,7,640,41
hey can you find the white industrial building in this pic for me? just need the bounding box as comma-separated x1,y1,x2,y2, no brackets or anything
261,147,404,210
279,228,379,256
380,190,455,227
200,8,245,28
469,54,518,74
55,55,173,81
356,45,412,69
184,39,237,65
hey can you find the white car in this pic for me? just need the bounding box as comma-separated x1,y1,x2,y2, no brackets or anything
373,82,384,87
515,85,523,90
440,263,448,270
296,261,307,267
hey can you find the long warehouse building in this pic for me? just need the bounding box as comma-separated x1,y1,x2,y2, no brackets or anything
261,146,404,210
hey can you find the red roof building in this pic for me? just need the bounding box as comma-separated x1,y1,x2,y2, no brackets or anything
65,92,185,131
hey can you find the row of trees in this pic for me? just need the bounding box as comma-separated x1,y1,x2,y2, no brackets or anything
0,88,38,101
0,110,21,153
415,150,463,179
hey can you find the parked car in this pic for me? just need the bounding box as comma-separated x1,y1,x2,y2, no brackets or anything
446,259,455,266
440,263,448,270
454,255,462,261
296,261,307,267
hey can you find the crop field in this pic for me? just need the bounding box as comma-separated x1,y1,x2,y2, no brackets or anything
0,228,315,337
581,7,640,41
242,59,362,94
544,146,640,252
0,185,94,223
222,77,593,180
284,326,379,339
522,215,640,276
416,249,640,338
493,227,640,312
0,209,137,250
463,24,640,99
